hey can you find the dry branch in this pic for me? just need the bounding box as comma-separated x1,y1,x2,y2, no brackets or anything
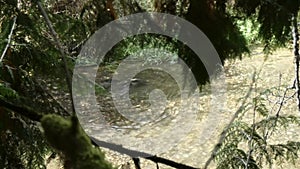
37,1,76,115
0,16,17,62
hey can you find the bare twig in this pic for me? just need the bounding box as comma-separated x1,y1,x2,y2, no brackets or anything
0,16,17,62
264,87,289,141
36,2,76,115
245,80,258,169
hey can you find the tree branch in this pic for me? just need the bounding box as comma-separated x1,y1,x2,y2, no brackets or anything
132,157,141,169
90,137,199,169
0,96,199,169
0,97,43,121
292,15,300,113
245,80,258,169
36,1,76,116
0,16,17,62
264,87,289,141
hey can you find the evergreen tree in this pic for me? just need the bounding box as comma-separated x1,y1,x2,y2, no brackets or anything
1,0,300,168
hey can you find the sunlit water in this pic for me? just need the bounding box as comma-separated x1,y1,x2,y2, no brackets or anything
75,48,300,168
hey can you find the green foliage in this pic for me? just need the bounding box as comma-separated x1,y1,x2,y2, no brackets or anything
0,83,19,99
1,0,300,168
0,1,114,167
179,0,250,84
233,0,300,52
214,86,300,168
236,19,260,45
41,114,114,169
109,34,179,64
0,110,49,169
95,84,108,95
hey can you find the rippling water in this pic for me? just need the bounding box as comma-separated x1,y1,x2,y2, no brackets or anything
75,49,300,168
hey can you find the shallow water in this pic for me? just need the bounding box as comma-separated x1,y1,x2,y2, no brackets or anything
75,48,300,169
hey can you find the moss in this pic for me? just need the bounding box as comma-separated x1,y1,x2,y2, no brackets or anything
41,114,114,169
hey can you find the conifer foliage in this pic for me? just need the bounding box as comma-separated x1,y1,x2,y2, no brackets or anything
1,0,300,168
